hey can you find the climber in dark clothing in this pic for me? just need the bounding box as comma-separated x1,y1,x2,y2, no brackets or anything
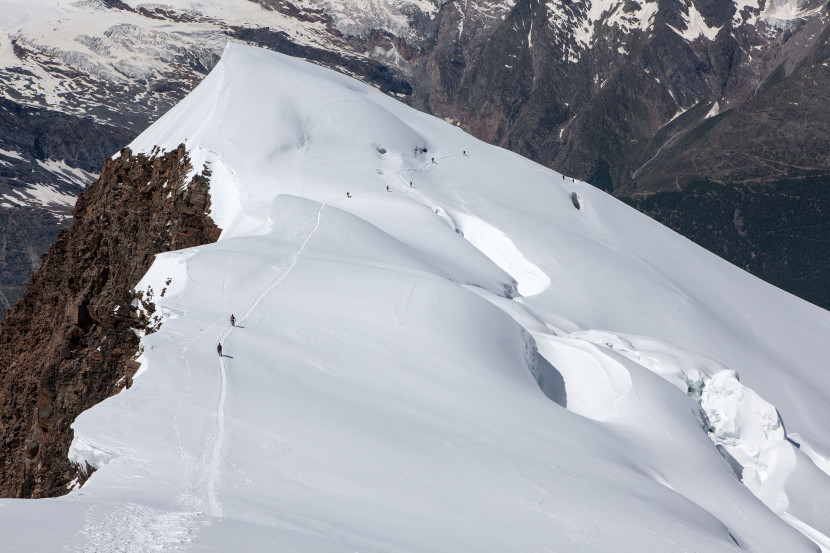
230,314,236,327
217,343,223,357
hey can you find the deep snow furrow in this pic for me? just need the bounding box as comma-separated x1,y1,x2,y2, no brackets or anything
206,203,325,517
207,353,228,517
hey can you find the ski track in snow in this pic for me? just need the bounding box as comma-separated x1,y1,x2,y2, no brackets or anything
397,154,463,200
241,204,325,321
206,203,325,517
398,155,470,219
81,327,216,551
208,345,228,516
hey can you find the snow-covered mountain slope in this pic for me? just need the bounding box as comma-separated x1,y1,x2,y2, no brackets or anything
1,0,319,126
3,43,830,551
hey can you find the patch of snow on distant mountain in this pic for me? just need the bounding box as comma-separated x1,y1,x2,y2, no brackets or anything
562,0,659,51
761,0,825,25
733,0,762,25
0,148,26,161
36,159,97,188
24,183,79,207
307,0,439,38
669,3,722,41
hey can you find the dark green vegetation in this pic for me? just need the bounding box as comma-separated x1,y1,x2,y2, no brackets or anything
627,174,830,309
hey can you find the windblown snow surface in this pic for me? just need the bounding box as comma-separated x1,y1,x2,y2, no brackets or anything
3,44,830,552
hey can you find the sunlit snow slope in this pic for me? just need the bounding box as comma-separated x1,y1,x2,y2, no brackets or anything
3,43,830,552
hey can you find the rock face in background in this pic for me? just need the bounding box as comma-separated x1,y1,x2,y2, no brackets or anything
0,207,67,313
415,0,830,307
1,0,829,313
0,145,219,498
4,0,825,194
417,0,830,191
0,98,136,315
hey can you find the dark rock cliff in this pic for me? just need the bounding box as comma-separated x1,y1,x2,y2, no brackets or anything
0,144,220,498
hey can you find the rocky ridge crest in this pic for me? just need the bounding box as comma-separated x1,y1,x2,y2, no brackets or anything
0,144,219,498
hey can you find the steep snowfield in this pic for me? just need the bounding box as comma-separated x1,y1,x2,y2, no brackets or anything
3,44,830,552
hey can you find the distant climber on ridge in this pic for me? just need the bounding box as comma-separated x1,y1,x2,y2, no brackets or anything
217,343,223,357
230,314,236,327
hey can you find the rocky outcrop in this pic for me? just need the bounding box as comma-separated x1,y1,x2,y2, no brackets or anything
0,144,219,498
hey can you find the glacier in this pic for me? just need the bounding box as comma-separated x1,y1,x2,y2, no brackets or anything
2,43,830,552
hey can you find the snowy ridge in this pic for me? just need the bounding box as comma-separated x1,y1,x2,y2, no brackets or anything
3,44,830,552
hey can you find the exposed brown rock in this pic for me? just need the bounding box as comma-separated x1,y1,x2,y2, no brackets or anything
0,144,219,498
